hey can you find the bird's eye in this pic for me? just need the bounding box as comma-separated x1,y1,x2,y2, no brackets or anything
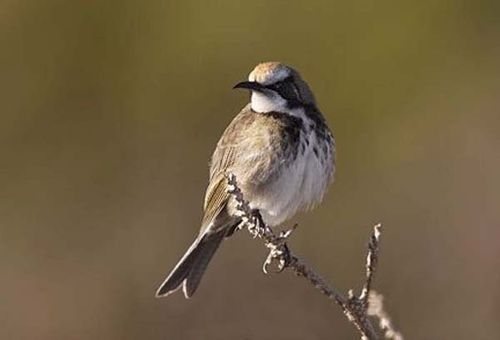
270,81,289,94
274,83,285,90
271,81,299,102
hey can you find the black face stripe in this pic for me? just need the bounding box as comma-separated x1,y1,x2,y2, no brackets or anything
266,76,302,104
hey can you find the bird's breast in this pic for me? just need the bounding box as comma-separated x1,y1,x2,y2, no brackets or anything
245,120,335,226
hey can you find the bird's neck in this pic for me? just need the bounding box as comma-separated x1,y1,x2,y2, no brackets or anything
251,92,288,113
250,91,307,120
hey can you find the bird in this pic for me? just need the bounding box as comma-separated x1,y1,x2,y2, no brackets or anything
155,62,335,298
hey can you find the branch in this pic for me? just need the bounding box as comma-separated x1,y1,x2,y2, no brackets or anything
368,292,404,340
226,174,403,340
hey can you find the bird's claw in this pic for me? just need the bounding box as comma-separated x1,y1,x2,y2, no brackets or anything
248,209,268,238
262,243,291,274
279,224,298,239
262,225,295,274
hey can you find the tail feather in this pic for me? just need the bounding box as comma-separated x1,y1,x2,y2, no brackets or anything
155,231,225,298
183,231,225,297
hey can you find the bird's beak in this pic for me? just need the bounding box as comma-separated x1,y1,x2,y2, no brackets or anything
233,81,267,92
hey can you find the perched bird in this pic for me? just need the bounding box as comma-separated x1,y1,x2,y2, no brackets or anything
156,62,335,298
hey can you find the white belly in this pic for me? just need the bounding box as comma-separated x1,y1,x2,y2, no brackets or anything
249,133,334,226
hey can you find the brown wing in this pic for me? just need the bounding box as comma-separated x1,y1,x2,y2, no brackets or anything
201,104,302,234
199,105,250,234
201,173,231,232
201,104,265,233
207,104,254,185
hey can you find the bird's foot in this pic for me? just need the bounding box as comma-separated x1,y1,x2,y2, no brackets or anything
248,209,269,238
262,224,297,273
262,243,289,274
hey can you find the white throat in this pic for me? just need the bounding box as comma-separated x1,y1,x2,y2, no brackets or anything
251,92,287,113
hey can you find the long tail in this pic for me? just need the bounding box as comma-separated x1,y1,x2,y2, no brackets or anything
155,230,225,298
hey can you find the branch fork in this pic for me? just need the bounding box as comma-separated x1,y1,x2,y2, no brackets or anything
226,173,403,340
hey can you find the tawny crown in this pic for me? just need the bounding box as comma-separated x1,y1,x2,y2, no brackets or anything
248,62,291,85
248,62,316,106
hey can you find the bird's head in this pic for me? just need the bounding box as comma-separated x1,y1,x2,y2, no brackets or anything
233,62,316,113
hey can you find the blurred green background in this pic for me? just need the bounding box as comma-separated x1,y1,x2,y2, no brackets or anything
1,0,499,339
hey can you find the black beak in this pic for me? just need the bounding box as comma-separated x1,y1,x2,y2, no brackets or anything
233,81,267,92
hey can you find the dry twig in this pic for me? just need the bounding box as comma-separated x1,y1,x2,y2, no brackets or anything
368,292,404,340
226,174,403,340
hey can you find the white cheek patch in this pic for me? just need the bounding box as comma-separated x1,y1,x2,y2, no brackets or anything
250,92,287,113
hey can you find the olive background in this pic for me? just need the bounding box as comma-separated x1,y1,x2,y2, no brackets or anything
1,1,499,339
